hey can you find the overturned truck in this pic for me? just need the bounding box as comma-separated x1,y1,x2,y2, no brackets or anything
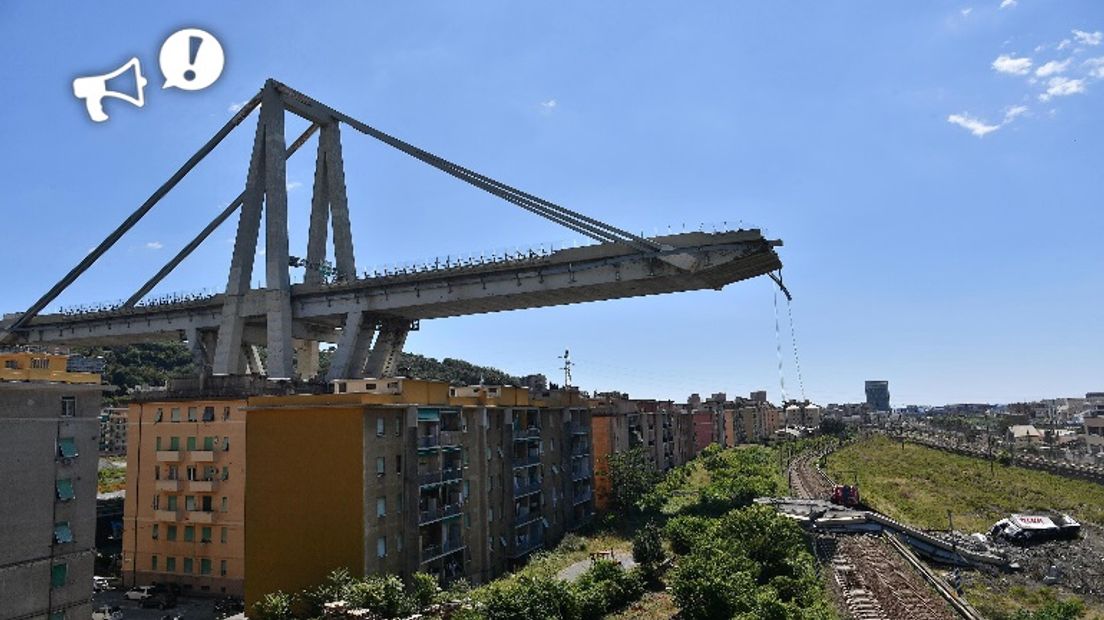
989,513,1081,545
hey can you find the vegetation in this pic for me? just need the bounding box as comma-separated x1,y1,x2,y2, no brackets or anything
605,447,662,513
249,568,441,619
77,342,194,402
97,465,126,493
826,435,1104,532
966,583,1093,620
630,521,666,584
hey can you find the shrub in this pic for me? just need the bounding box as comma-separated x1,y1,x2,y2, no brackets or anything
575,559,644,620
665,515,713,555
631,521,666,583
346,574,414,618
481,573,581,620
409,571,440,609
251,590,293,620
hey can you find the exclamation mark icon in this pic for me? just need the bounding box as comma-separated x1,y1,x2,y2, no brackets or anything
159,28,225,91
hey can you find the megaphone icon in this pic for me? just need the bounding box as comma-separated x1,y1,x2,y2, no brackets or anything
72,57,148,122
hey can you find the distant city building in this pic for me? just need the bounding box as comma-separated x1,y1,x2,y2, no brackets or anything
518,374,548,391
1085,392,1104,455
98,407,129,455
865,380,890,412
0,352,104,620
749,390,767,403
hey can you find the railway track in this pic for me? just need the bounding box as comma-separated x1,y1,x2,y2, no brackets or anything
791,454,958,620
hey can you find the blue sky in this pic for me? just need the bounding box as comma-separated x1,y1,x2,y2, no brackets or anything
2,2,1102,405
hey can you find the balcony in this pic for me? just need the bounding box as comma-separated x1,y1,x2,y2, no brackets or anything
153,510,179,521
155,480,181,492
418,435,440,449
513,480,542,498
186,510,216,523
573,488,593,505
419,468,463,487
567,422,588,436
513,511,541,528
439,431,463,447
191,451,216,463
188,479,218,492
571,467,591,482
571,443,590,457
513,426,541,441
156,451,181,462
420,538,464,564
419,503,462,526
512,454,540,468
510,535,544,559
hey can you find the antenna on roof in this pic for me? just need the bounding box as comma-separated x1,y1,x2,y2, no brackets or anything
558,349,573,388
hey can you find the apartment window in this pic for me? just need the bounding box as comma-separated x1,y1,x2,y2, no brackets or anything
166,557,177,572
377,497,386,518
183,558,193,574
203,436,215,451
154,466,160,480
223,436,230,451
53,522,73,544
155,408,164,423
184,526,195,542
171,408,181,423
488,507,494,523
152,495,160,510
167,465,178,480
221,527,228,544
395,415,402,436
200,558,212,575
169,437,180,450
57,437,78,459
220,560,227,576
221,466,230,481
167,496,178,511
167,525,177,541
463,480,470,499
377,536,386,558
463,448,469,465
151,555,158,571
185,496,197,511
201,527,212,543
397,494,403,514
50,563,67,588
187,436,197,451
396,535,403,552
188,407,197,422
376,457,385,476
203,406,215,422
186,466,197,481
223,406,231,421
376,417,385,437
465,513,471,528
395,455,402,474
338,382,348,393
56,478,75,501
486,447,491,461
221,497,228,512
32,358,49,369
2,359,16,369
60,396,75,417
156,436,162,450
152,524,159,540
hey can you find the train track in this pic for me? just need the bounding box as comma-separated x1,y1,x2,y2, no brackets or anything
791,454,958,620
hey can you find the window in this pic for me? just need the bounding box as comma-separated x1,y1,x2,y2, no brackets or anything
56,478,75,501
152,495,160,510
202,496,213,511
167,496,178,511
50,613,64,620
377,536,386,558
167,525,177,541
221,527,228,544
395,415,402,436
203,436,215,451
60,396,75,417
220,560,227,576
167,465,178,480
223,436,230,451
186,466,197,481
156,436,162,451
338,382,348,393
200,558,212,575
188,407,197,422
171,408,181,423
203,406,215,422
51,563,67,588
166,557,177,572
154,466,160,480
397,494,403,514
222,406,231,421
57,437,78,459
376,457,385,476
376,417,385,437
377,497,386,517
185,496,197,511
184,526,194,542
395,455,402,473
169,436,180,450
183,558,193,574
152,524,159,540
221,496,228,512
187,436,197,451
488,507,494,522
53,522,73,544
201,526,212,543
221,466,229,481
155,408,164,423
32,358,49,369
151,555,159,571
3,359,17,369
396,534,403,552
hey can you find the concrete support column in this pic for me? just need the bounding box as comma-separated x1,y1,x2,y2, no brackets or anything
261,85,294,380
363,319,410,378
293,339,320,380
305,122,356,285
325,311,376,382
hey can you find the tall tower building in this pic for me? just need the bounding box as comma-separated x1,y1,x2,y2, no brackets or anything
865,380,890,412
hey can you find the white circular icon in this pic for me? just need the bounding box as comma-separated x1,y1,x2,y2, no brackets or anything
160,28,224,91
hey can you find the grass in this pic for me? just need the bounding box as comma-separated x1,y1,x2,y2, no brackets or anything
966,583,1104,620
826,435,1104,533
97,466,126,493
603,590,679,619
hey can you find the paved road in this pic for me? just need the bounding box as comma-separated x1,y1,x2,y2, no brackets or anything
92,589,220,620
557,551,636,582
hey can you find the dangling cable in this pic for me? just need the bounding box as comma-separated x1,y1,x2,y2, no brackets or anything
774,288,787,403
786,296,806,402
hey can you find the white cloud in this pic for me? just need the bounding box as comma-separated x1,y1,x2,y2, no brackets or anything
286,181,303,191
145,241,163,250
947,113,1001,137
992,54,1032,75
228,101,248,112
539,99,557,109
1035,59,1071,77
960,7,973,16
1084,57,1104,79
999,0,1016,8
1039,76,1086,101
1003,105,1029,122
1057,39,1072,51
1073,30,1103,47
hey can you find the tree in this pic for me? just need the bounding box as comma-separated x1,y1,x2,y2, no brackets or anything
631,521,666,583
606,447,661,513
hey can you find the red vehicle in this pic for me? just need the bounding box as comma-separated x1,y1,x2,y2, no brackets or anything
831,484,861,507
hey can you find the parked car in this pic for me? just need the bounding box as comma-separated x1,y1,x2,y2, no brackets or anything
92,606,123,620
93,576,111,592
124,585,155,601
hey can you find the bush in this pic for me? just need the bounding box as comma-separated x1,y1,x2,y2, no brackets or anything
409,571,440,608
575,559,644,620
251,591,293,620
665,515,713,555
346,574,414,618
481,573,581,620
299,568,355,616
556,533,587,553
631,521,666,583
1010,599,1086,620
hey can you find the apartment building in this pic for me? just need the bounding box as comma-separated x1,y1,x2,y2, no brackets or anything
241,378,593,608
0,352,103,620
121,397,247,596
98,408,128,455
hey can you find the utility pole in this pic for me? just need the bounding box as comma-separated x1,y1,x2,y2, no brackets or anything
558,349,573,388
